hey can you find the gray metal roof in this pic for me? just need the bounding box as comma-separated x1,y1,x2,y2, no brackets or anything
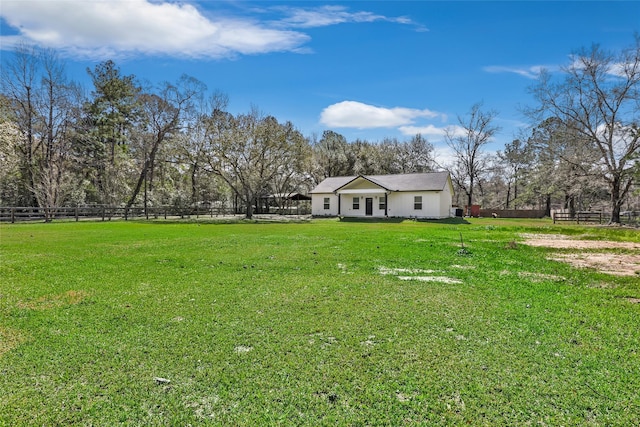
309,176,354,193
310,171,451,193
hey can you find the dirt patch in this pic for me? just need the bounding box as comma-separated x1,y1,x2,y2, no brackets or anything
379,267,437,275
397,276,462,284
549,253,640,277
521,234,640,277
521,235,640,250
17,290,91,310
378,266,462,284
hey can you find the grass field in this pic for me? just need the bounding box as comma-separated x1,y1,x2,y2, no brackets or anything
1,218,639,425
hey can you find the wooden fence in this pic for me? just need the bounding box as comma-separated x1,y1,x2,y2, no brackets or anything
0,205,312,223
478,209,547,219
0,206,239,223
552,211,603,224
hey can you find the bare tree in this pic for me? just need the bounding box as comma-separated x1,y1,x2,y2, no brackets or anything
530,38,640,223
1,45,82,219
311,130,353,181
34,50,85,220
497,138,533,209
1,43,40,205
522,117,602,216
179,91,228,206
445,103,501,216
0,96,24,205
125,75,206,217
265,119,312,213
205,108,311,219
399,133,435,173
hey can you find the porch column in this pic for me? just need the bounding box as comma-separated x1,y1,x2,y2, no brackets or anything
385,192,388,217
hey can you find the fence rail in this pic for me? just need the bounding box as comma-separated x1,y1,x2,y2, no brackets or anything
552,211,604,224
0,206,244,223
0,205,312,223
552,211,640,226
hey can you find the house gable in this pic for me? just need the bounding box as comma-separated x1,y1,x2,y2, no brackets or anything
335,176,389,194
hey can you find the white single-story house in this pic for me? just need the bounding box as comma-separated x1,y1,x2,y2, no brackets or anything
310,171,454,219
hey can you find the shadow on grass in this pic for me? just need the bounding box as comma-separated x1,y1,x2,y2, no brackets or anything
338,216,471,225
142,216,313,225
418,217,471,225
134,215,472,226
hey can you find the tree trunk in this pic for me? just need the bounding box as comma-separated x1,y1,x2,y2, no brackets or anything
125,160,148,219
245,201,253,219
190,162,198,206
513,174,518,209
544,194,551,218
565,195,576,218
609,177,621,224
466,177,473,217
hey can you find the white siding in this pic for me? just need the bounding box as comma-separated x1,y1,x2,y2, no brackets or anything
387,191,448,218
311,193,340,216
438,184,453,217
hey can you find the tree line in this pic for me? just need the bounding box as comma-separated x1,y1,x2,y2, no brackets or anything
1,39,638,222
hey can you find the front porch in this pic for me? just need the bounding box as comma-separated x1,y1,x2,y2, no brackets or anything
336,189,388,218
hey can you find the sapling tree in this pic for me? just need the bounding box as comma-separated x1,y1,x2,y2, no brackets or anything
445,103,500,216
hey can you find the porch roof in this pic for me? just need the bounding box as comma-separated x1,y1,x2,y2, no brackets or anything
336,188,387,194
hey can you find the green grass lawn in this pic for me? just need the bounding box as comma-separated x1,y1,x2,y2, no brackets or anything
1,218,639,426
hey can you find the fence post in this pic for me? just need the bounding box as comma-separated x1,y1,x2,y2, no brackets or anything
11,207,15,223
75,207,79,222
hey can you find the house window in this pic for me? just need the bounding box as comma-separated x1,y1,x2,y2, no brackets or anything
353,197,360,210
379,195,386,210
414,196,422,210
323,197,330,210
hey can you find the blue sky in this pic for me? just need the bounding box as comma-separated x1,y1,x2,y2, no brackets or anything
1,1,638,159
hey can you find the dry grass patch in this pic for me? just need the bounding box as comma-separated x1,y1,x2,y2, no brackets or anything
518,271,566,282
0,327,25,356
17,289,91,310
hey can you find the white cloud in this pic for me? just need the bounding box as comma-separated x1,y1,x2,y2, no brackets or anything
0,1,425,59
484,60,631,80
399,124,466,139
433,145,458,167
320,101,442,129
483,65,546,79
274,5,424,30
0,0,309,59
569,56,632,78
606,62,628,77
